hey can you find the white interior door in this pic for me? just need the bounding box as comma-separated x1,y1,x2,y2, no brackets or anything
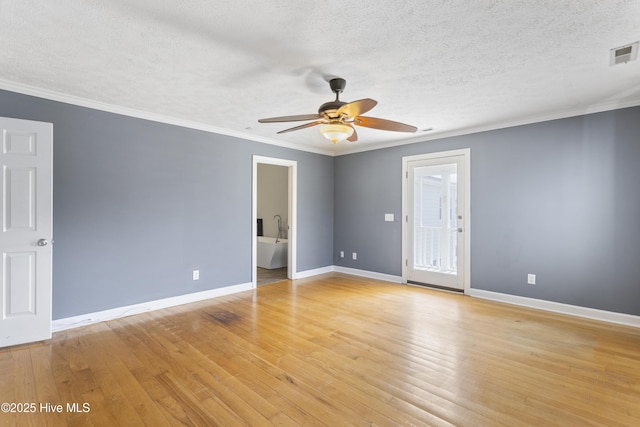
403,150,470,292
0,116,53,347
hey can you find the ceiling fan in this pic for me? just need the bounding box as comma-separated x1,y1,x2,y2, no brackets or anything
258,78,417,144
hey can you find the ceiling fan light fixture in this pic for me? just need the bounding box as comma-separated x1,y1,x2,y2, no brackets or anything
258,77,416,144
319,123,353,143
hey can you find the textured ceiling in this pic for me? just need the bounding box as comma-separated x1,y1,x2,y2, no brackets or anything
1,0,639,155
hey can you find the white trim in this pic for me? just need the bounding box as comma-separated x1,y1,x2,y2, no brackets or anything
301,266,640,328
402,149,471,294
4,78,639,159
402,148,471,163
281,264,403,282
334,99,640,156
52,282,253,332
252,156,298,286
0,79,334,156
469,289,640,329
50,273,640,333
333,266,403,283
295,266,335,279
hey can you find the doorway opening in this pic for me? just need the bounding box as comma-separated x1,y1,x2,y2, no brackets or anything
252,156,297,287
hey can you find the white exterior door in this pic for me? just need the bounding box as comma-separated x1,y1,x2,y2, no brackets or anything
0,116,52,347
403,150,470,292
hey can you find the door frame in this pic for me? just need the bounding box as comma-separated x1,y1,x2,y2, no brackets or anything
402,148,471,294
252,155,297,287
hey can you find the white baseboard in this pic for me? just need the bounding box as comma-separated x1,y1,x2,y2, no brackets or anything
52,282,253,332
53,272,640,333
469,289,640,328
333,266,403,283
297,265,403,283
52,264,396,332
295,266,335,279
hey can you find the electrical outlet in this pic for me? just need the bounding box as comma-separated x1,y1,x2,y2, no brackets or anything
193,269,200,280
352,252,357,260
340,251,344,258
527,273,536,285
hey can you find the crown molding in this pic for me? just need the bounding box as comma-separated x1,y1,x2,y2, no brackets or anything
336,97,640,156
2,79,638,158
0,79,335,156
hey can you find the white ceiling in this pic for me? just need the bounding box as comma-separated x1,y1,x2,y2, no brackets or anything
1,0,639,155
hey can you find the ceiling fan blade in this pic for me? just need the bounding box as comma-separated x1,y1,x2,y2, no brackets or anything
337,98,377,118
258,113,321,123
345,124,358,142
353,116,418,133
276,120,324,134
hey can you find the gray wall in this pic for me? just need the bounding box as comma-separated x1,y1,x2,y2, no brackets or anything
0,89,333,319
2,87,638,319
334,107,640,316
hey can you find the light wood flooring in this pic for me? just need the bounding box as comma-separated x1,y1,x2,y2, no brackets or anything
2,273,640,426
257,267,288,286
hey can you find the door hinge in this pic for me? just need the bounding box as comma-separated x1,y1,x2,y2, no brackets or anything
406,215,409,222
406,171,408,178
405,259,408,266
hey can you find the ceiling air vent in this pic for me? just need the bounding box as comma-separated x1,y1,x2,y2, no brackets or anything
610,42,638,65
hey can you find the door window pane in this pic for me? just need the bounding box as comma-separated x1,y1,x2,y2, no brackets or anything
413,164,457,275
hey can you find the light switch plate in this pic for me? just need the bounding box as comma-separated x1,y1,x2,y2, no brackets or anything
384,213,394,222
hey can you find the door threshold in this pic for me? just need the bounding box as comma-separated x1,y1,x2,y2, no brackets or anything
407,281,463,294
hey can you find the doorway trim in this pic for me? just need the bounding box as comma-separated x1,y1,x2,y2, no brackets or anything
252,155,297,287
401,148,471,294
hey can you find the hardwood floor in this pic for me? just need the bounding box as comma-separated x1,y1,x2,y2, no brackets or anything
2,273,640,426
257,267,288,286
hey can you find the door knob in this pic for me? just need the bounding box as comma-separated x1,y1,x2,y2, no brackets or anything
37,239,48,246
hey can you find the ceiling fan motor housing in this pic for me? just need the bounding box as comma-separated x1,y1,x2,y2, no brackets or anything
321,78,348,119
318,100,347,119
329,78,346,94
